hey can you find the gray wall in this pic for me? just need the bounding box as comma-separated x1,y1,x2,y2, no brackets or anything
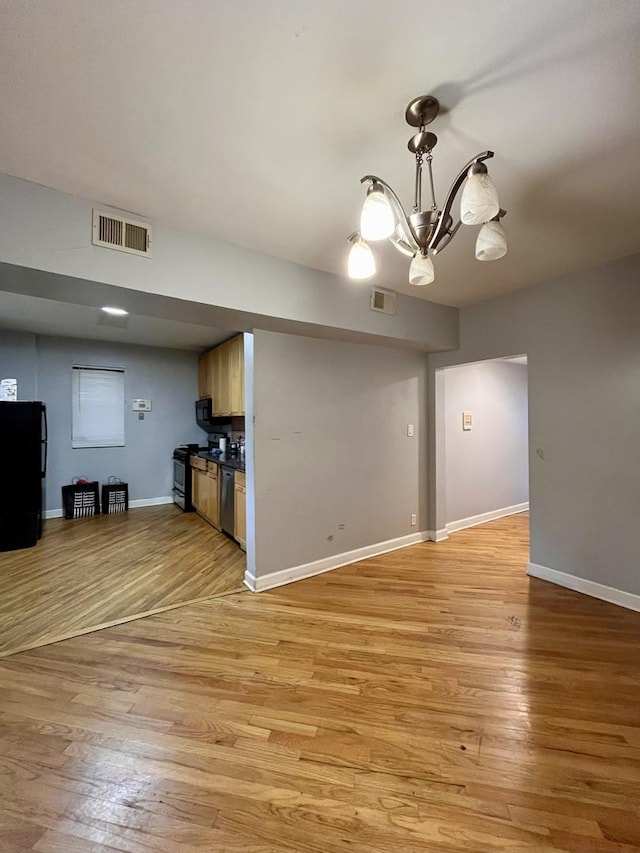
251,330,428,577
430,253,640,595
444,360,528,525
0,329,37,399
2,333,201,510
0,172,458,352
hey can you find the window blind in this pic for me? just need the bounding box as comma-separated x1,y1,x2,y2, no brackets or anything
72,367,125,448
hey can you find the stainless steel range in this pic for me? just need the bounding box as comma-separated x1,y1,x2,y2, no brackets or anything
172,443,200,511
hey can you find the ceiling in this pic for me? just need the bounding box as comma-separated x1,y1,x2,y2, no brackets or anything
0,290,230,351
1,1,639,307
2,262,434,353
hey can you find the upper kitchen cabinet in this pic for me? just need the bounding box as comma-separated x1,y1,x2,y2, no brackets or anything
198,335,245,416
215,340,230,416
228,336,244,416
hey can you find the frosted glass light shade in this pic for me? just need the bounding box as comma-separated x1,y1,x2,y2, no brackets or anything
360,189,395,241
408,252,435,286
460,172,500,225
475,220,507,261
348,238,376,279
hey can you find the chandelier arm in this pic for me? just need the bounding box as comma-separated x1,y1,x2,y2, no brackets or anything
361,175,420,251
431,220,462,255
389,235,416,258
428,151,494,252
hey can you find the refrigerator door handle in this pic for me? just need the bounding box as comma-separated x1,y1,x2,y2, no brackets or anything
41,407,48,477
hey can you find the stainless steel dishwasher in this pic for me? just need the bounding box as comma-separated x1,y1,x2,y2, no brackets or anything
220,465,235,536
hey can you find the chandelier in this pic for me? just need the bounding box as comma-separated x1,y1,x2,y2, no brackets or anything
347,94,507,285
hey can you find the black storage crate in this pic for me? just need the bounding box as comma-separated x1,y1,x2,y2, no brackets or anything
62,479,100,519
101,477,129,514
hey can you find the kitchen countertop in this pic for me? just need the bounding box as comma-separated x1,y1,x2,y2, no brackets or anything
194,449,245,472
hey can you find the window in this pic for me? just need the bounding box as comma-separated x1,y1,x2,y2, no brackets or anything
72,366,125,448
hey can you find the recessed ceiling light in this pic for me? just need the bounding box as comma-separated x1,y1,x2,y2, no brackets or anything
101,306,129,316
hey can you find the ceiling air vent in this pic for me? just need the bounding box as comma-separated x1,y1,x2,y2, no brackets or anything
370,287,396,316
92,209,152,257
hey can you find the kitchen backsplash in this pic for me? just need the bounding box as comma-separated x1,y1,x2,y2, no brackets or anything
230,416,245,444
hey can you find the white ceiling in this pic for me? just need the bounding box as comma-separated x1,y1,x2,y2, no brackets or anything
1,0,639,307
0,290,230,351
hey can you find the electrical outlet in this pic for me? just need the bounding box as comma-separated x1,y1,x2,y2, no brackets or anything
407,424,415,437
411,513,417,526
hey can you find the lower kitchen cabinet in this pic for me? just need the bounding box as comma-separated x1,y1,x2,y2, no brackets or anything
190,458,218,528
234,470,246,550
205,462,219,529
191,456,244,547
190,457,208,516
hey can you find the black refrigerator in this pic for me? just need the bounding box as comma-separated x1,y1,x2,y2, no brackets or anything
0,401,48,551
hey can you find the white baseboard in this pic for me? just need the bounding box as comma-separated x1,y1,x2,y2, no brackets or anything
44,496,173,519
244,571,258,592
528,562,640,613
446,502,529,534
129,496,174,509
245,530,432,593
44,508,64,519
425,528,449,543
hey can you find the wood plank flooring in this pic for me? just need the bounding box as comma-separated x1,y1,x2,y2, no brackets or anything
0,505,246,657
1,514,640,852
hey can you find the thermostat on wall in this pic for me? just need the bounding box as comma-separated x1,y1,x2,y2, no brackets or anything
132,399,152,412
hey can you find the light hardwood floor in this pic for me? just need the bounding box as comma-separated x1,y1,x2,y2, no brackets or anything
0,505,246,657
1,513,640,852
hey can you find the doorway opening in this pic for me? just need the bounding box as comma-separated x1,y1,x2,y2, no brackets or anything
433,355,529,541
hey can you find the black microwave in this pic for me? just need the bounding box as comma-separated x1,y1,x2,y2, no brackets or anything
195,398,231,432
195,397,213,431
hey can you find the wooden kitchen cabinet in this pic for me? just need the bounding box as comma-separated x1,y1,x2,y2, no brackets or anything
199,335,244,415
194,456,244,547
191,457,220,530
234,470,246,550
208,348,220,410
228,335,244,415
192,468,209,518
215,340,231,416
206,462,220,529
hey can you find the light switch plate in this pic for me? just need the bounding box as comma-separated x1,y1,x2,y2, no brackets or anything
407,424,415,437
462,411,472,431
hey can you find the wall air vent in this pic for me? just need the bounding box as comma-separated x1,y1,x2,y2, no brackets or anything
370,287,396,316
92,209,152,257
